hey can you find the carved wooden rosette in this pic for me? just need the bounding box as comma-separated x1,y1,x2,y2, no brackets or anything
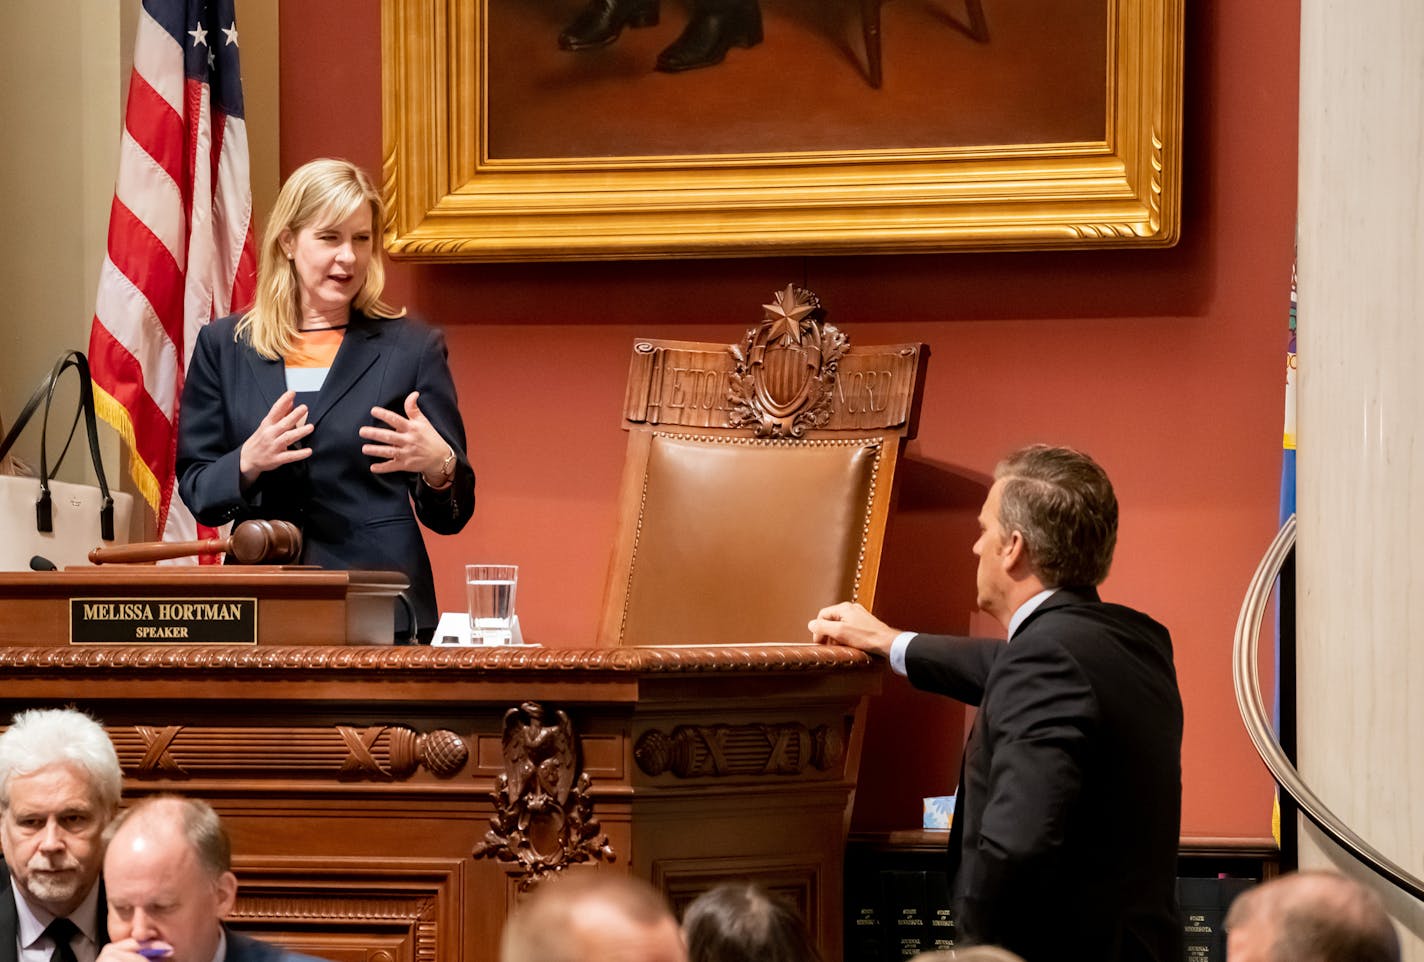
634,722,845,778
472,702,614,890
728,286,852,438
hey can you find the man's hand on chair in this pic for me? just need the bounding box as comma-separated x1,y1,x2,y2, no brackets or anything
809,601,900,658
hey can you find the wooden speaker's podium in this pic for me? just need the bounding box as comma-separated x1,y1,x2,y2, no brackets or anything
0,569,882,962
0,567,409,646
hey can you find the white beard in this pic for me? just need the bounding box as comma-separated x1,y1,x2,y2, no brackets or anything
21,859,84,905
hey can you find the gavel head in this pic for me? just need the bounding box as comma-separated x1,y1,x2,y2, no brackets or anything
228,519,303,565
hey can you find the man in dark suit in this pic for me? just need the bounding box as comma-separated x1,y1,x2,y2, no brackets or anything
1,708,122,962
97,796,326,962
810,444,1184,962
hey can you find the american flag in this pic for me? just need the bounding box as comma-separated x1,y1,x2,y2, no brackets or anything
88,0,255,548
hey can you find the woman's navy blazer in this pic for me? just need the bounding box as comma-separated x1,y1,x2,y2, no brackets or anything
177,310,475,636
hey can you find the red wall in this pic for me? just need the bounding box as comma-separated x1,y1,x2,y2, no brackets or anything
279,1,1298,838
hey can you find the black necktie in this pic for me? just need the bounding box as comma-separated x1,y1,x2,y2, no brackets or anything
43,917,80,962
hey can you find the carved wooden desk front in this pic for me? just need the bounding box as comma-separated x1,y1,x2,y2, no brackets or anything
0,644,881,962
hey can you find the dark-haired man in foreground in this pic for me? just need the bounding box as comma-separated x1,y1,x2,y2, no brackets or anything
811,444,1184,962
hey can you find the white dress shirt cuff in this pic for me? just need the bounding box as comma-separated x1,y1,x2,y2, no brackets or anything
889,630,917,676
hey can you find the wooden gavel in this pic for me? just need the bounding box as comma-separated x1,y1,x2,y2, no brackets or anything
88,519,302,565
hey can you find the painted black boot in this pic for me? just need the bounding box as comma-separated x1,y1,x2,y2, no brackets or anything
559,0,660,50
654,0,762,71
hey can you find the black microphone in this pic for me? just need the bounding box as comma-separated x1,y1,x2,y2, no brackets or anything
29,555,57,571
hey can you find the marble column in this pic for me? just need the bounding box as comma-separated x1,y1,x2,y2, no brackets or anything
1296,0,1424,957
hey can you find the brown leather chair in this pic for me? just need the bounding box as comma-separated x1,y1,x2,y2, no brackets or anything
597,286,926,647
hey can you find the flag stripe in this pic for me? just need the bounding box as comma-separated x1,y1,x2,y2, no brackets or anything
210,107,226,184
132,7,185,113
183,77,208,221
115,130,186,270
229,222,256,311
212,115,255,315
121,70,186,189
106,197,185,346
93,257,181,429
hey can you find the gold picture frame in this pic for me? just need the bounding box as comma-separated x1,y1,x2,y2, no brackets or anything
381,0,1183,261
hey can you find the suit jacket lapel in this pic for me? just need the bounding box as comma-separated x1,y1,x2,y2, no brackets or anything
306,314,381,426
0,864,105,962
0,865,18,962
95,877,107,947
244,347,288,413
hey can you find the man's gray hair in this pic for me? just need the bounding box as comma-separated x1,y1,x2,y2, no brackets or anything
994,444,1118,588
0,708,122,811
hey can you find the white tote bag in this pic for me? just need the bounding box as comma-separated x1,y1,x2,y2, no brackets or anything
0,351,133,571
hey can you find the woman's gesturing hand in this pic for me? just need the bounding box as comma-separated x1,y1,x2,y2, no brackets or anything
360,391,452,482
239,390,314,488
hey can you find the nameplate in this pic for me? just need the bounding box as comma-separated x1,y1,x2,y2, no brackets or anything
69,598,258,644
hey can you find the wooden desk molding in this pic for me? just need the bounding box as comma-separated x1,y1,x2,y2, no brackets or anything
0,643,881,962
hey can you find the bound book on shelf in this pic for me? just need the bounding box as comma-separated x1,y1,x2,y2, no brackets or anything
925,869,956,952
1177,876,1257,962
882,869,930,959
844,855,887,962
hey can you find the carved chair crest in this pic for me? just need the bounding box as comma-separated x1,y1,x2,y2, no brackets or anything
728,285,850,438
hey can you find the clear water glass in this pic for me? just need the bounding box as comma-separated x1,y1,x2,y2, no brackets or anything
465,564,518,645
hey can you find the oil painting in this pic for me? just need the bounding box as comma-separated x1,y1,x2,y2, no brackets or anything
381,0,1182,260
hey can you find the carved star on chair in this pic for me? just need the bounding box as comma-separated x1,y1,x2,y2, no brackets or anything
762,284,817,345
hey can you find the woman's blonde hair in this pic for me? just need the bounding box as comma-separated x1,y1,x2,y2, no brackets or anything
237,158,403,359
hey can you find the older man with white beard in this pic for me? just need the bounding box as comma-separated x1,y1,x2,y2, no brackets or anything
0,709,122,962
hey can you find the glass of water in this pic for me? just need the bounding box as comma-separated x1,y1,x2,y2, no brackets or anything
465,564,518,645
